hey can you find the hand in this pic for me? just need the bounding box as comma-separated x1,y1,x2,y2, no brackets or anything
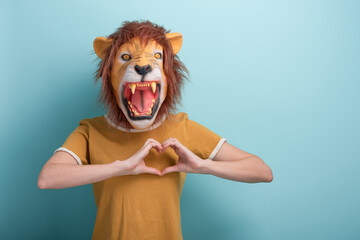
114,138,163,176
160,138,205,175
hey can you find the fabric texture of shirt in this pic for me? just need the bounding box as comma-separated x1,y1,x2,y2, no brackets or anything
55,112,226,240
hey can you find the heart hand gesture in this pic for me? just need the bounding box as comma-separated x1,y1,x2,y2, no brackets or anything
113,138,206,177
115,138,163,176
160,138,205,175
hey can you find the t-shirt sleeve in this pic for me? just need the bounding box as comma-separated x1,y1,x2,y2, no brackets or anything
54,120,90,165
183,116,227,160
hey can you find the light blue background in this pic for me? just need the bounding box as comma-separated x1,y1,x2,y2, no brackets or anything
1,0,359,239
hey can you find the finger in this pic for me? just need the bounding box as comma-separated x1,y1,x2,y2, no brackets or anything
143,166,162,176
143,138,161,147
162,138,182,151
135,143,161,160
144,138,156,145
143,138,163,152
145,141,163,153
162,137,176,146
161,165,179,175
134,142,161,160
161,137,176,149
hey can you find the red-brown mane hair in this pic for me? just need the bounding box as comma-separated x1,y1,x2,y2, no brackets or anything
95,20,189,129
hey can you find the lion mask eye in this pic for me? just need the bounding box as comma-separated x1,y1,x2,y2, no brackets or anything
121,54,132,61
154,53,162,59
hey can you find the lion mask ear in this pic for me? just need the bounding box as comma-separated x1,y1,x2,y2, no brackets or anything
93,37,113,59
166,32,183,55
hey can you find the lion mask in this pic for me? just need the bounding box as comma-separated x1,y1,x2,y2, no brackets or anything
93,21,188,130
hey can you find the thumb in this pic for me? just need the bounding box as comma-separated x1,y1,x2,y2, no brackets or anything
161,165,179,175
143,166,162,176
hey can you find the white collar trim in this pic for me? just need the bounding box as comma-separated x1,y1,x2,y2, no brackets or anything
104,113,167,132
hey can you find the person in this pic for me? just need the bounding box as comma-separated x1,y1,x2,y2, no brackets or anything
37,20,273,240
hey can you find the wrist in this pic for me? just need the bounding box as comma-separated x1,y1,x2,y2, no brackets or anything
110,160,131,177
198,159,213,175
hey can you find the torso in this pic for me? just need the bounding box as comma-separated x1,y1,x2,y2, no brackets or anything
86,113,188,240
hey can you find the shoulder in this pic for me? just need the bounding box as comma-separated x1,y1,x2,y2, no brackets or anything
169,112,189,121
167,112,205,129
164,112,191,131
78,115,107,129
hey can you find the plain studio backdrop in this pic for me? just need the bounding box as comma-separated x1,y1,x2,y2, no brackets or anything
1,0,359,239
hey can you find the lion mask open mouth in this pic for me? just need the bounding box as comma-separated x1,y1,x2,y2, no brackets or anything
122,81,161,120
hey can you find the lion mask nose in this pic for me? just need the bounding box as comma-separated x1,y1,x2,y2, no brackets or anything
134,65,152,75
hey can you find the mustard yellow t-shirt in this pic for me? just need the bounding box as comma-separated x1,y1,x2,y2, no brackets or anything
55,112,226,240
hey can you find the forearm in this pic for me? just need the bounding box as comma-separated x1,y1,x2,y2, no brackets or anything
38,162,123,189
200,156,273,183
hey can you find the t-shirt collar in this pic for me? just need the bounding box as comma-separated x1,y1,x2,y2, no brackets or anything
104,113,167,132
